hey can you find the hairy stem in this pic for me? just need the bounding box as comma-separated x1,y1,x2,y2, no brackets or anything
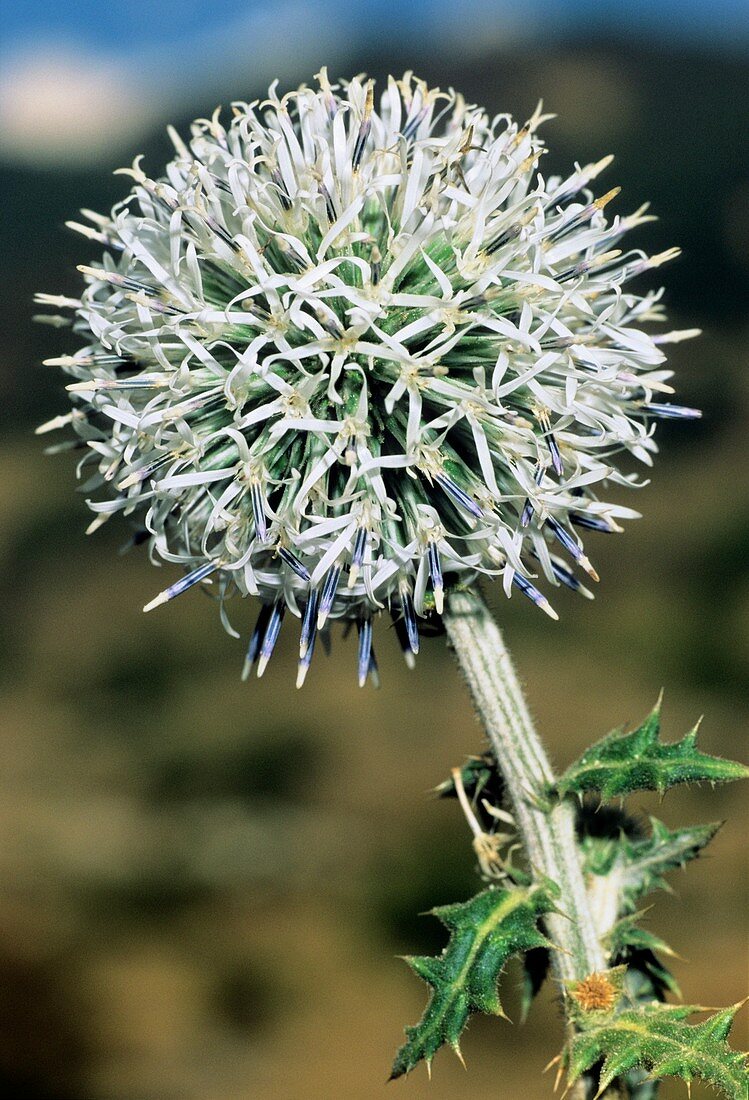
443,587,606,987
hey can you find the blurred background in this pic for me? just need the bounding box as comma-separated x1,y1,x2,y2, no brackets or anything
1,2,748,1097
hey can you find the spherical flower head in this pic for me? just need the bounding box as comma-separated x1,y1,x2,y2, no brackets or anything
37,71,699,685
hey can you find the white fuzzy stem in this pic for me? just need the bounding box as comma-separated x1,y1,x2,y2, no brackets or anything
444,587,606,987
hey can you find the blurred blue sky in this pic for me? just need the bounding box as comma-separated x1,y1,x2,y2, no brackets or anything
3,0,748,54
1,0,747,165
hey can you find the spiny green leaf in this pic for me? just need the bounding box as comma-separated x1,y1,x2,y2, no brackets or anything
581,816,722,914
565,1001,749,1099
552,701,749,800
390,883,555,1079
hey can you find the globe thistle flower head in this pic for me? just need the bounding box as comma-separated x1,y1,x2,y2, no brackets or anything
37,70,699,686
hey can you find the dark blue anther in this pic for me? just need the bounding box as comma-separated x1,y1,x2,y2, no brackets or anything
318,564,342,628
300,589,319,657
242,602,272,680
257,599,285,677
296,590,319,688
357,617,373,687
547,432,564,476
251,481,267,542
549,558,583,592
352,526,368,570
570,512,615,534
512,571,546,608
352,118,372,171
643,403,702,420
279,546,310,581
435,474,484,519
162,560,217,604
427,541,444,613
547,515,583,561
402,106,428,141
520,463,545,528
401,589,420,655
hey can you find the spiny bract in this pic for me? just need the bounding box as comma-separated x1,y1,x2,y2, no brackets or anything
37,71,699,686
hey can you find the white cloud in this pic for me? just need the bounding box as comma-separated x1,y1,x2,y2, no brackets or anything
0,43,155,165
0,0,531,167
0,3,347,166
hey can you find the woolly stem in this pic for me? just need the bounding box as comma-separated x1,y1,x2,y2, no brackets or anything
443,587,606,988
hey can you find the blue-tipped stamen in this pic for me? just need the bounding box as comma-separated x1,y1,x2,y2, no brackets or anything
278,545,310,581
296,629,317,688
391,612,416,669
351,125,371,173
251,480,267,543
520,463,545,528
570,512,618,534
546,516,599,581
299,588,319,658
348,525,368,588
547,432,564,476
67,375,166,394
435,474,484,520
319,182,337,224
352,85,373,171
143,560,217,612
643,403,702,420
117,457,170,490
544,555,594,599
296,591,319,688
257,599,286,678
547,188,620,243
402,104,428,141
317,564,341,630
271,169,292,211
428,541,444,614
537,409,564,476
357,617,373,687
77,266,158,296
242,602,272,681
556,258,594,284
401,589,420,656
486,221,523,256
512,571,559,619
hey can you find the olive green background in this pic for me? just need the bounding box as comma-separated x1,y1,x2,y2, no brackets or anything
0,33,747,1100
